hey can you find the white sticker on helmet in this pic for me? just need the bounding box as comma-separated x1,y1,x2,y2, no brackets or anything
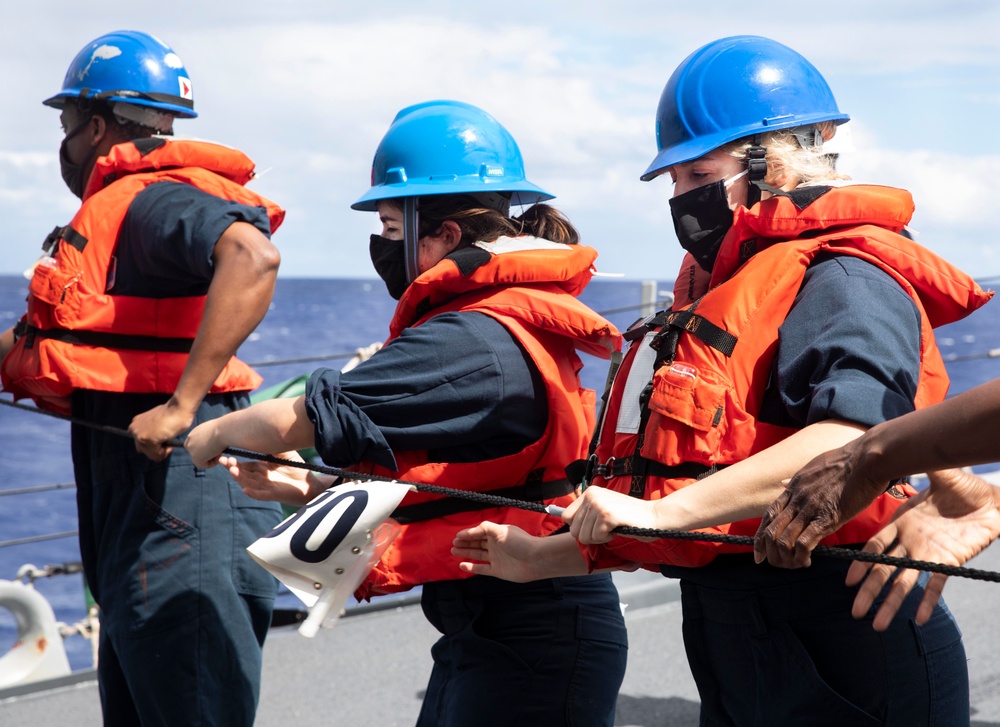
78,44,122,81
163,52,184,69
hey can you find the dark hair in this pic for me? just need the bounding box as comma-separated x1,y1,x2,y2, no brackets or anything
415,195,580,246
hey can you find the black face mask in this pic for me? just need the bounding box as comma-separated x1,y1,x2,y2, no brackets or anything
369,234,409,300
668,178,736,273
59,117,98,199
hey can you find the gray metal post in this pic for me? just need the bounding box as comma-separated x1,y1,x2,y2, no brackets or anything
640,280,658,320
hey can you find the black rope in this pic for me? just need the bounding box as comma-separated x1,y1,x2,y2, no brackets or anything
0,397,550,516
614,528,1000,582
217,445,549,515
3,395,998,582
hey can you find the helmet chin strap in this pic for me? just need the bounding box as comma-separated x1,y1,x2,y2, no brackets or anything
403,197,421,285
746,126,832,208
745,135,767,208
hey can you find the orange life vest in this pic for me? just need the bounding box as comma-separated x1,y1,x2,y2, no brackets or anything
353,237,621,599
582,184,992,570
1,138,284,414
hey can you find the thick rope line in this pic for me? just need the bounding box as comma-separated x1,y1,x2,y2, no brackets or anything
216,445,549,515
615,527,1000,582
3,395,997,581
1,397,552,516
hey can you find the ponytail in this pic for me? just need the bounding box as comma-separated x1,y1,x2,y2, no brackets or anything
514,204,579,245
416,196,580,246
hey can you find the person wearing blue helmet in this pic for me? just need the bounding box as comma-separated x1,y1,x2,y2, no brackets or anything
0,30,284,725
453,36,988,724
184,100,628,725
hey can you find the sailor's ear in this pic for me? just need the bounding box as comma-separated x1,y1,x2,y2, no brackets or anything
432,220,463,253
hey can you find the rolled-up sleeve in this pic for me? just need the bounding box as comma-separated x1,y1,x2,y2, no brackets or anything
305,368,396,469
303,311,546,469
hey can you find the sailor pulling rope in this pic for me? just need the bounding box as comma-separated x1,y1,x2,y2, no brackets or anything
2,394,998,586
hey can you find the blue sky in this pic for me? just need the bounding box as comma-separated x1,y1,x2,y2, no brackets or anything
1,0,998,280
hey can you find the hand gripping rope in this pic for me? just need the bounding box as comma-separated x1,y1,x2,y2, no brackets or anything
3,395,999,584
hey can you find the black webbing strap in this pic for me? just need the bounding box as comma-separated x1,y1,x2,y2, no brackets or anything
608,458,723,481
662,310,737,357
623,310,671,342
41,225,88,254
626,322,682,497
41,226,61,254
18,324,194,353
746,136,767,208
628,385,656,496
587,298,735,499
566,456,725,487
61,227,89,252
390,476,575,525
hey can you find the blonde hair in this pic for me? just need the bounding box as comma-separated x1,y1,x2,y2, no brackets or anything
722,122,848,187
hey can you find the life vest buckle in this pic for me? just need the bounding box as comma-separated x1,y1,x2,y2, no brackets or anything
40,226,63,254
593,456,615,478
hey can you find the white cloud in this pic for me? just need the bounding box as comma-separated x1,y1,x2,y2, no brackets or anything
826,122,995,273
0,0,996,280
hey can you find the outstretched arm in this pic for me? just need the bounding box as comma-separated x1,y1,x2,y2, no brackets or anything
846,468,1000,631
452,525,591,582
562,419,865,547
754,378,1000,568
184,395,314,469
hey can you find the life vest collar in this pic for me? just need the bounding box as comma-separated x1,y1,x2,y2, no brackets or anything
390,235,599,336
84,137,258,200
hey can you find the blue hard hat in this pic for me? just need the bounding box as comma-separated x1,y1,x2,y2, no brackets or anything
43,30,196,118
641,35,848,181
352,100,553,211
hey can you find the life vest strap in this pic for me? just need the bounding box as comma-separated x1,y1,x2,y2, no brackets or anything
566,455,725,488
390,477,576,525
41,225,88,254
661,310,737,356
16,323,194,353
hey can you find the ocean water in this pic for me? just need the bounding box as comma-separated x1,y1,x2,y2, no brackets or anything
2,273,999,672
0,274,672,671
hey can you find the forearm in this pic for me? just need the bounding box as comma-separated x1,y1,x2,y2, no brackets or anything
0,326,13,360
532,532,594,579
856,379,1000,481
212,396,316,455
172,223,280,414
655,419,867,529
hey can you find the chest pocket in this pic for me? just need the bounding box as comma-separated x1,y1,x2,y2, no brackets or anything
642,360,730,462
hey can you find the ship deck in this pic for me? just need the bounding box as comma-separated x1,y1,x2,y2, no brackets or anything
2,552,1000,726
